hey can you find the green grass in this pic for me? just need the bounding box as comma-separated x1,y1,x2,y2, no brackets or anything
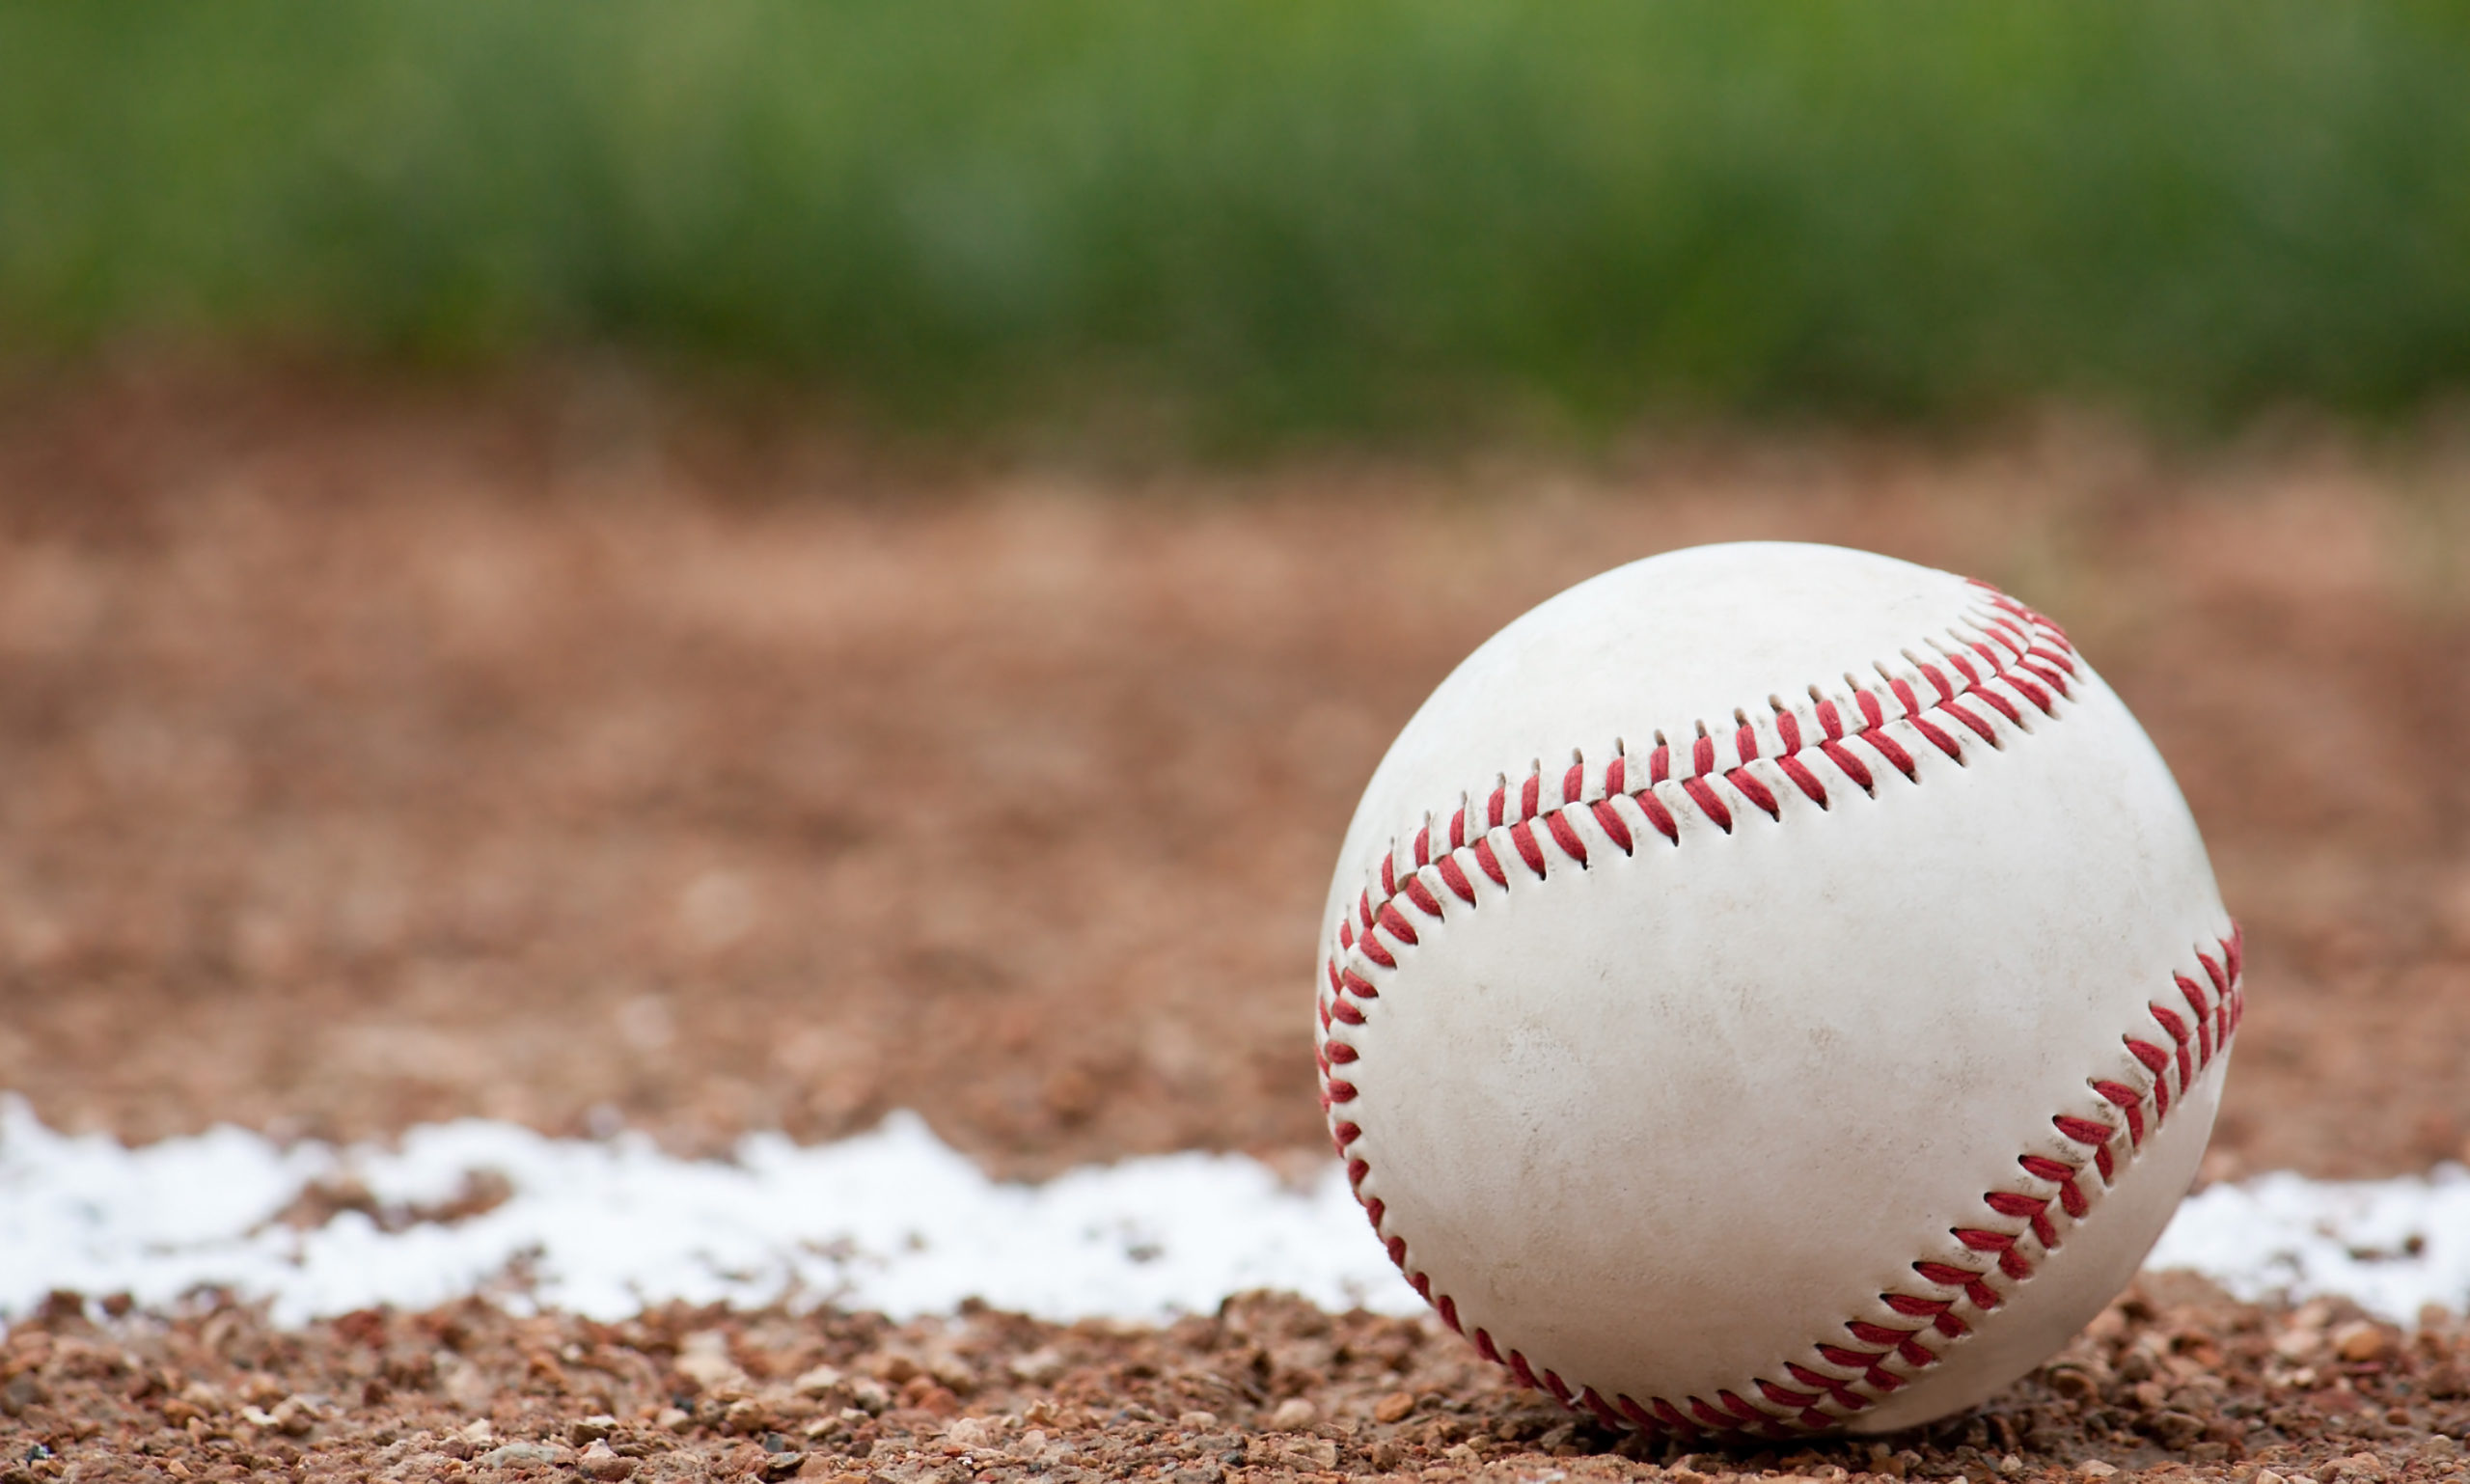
4,1,2469,436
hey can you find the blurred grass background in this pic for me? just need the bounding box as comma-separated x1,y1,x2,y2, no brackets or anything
4,0,2468,438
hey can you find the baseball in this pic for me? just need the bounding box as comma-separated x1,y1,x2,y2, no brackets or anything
1315,541,2239,1436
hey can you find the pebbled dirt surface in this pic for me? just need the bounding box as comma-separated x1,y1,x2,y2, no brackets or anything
1,367,2469,1480
3,1278,2469,1484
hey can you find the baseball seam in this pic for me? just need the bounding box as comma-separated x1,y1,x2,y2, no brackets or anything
1315,580,2244,1438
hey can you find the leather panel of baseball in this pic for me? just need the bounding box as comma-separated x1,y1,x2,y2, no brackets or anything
1318,542,2233,1434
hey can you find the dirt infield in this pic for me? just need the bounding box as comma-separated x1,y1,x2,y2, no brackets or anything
1,370,2468,1478
1,371,2464,1178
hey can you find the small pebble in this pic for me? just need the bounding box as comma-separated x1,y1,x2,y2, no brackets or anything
2274,1329,2324,1361
569,1415,618,1444
2333,1321,2392,1362
1373,1389,1417,1424
1268,1397,1317,1430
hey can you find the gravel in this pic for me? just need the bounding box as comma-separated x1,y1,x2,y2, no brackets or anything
4,1278,2470,1484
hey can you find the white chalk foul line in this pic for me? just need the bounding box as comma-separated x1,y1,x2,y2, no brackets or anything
3,1096,2464,1328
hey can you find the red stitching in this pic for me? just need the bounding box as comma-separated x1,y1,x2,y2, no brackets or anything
1592,799,1634,853
1912,1262,2001,1314
1971,685,2024,727
1726,767,1782,820
1681,775,1734,832
1821,739,1874,793
2052,1115,2112,1147
1847,1322,1935,1368
1581,1387,1624,1428
2018,1155,2088,1219
1942,700,1998,746
1318,583,2237,1434
1983,1191,2059,1250
1860,728,1919,782
1634,790,1680,843
1546,810,1590,865
1909,713,1964,761
1880,1294,1968,1338
2093,1082,2146,1146
1508,820,1547,877
2176,975,2213,1065
1777,755,1829,808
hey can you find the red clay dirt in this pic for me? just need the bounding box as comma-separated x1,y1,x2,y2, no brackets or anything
0,371,2462,1179
1,368,2467,1483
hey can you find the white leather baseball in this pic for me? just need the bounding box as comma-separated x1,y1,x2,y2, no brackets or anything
1315,541,2238,1437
